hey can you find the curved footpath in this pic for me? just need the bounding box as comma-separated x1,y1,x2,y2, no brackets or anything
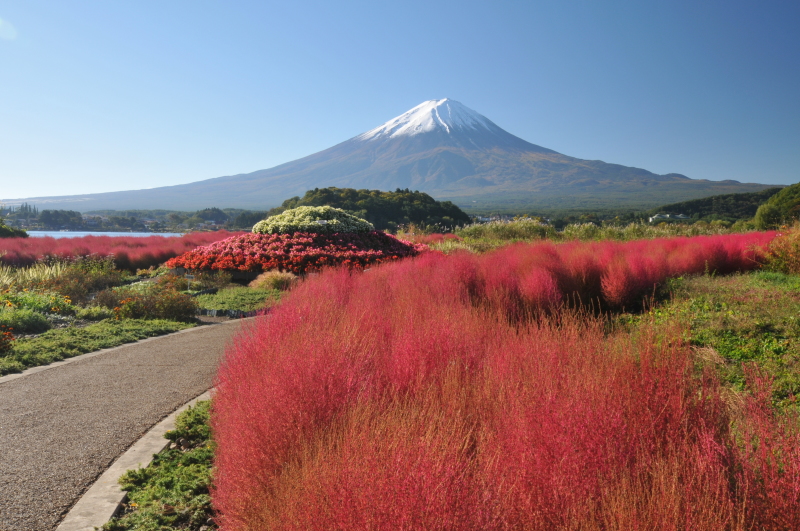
0,318,250,531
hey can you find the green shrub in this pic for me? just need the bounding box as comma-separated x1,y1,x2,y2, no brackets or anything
94,285,198,322
166,400,212,445
0,308,51,334
252,206,374,234
754,203,782,230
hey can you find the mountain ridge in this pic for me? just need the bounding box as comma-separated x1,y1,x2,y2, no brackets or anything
2,99,775,212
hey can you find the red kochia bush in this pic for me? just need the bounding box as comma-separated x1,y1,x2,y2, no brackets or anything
466,232,774,313
165,231,425,274
0,231,241,270
212,232,798,530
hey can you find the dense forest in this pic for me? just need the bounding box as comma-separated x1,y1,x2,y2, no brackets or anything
271,187,472,231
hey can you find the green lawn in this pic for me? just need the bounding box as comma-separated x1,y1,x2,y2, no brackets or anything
618,270,800,412
194,286,280,312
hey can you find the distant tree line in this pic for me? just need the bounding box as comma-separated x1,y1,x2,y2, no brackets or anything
2,191,471,232
0,204,267,232
6,182,791,234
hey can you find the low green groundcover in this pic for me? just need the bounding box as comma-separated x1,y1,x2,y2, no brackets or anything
0,319,194,376
102,400,214,531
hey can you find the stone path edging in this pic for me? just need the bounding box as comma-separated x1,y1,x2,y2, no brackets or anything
55,390,213,531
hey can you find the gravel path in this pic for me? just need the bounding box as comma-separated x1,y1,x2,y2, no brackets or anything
0,319,248,531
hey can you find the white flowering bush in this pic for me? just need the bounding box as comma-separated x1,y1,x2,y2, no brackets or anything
252,206,375,235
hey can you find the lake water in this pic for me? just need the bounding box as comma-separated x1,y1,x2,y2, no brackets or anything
27,231,186,239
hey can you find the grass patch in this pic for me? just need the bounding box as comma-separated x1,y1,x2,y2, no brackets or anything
101,400,215,531
619,270,800,411
75,305,114,321
195,286,280,312
0,318,194,376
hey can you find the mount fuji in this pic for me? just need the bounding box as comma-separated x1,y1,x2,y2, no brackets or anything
4,99,774,212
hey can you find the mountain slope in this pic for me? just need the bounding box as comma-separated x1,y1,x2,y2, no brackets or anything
3,99,775,212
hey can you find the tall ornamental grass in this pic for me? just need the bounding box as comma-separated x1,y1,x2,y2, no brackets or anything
211,232,798,530
0,262,67,290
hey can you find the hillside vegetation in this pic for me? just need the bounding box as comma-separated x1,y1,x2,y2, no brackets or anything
755,182,800,229
269,187,472,231
649,187,782,222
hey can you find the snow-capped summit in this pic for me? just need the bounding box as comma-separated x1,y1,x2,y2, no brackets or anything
358,99,495,141
6,98,770,213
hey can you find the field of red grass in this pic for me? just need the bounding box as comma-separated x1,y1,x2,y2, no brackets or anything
0,231,242,270
212,232,799,530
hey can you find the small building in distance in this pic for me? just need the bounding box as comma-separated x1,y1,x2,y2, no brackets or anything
648,213,691,223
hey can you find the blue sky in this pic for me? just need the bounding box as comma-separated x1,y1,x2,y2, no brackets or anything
1,0,798,201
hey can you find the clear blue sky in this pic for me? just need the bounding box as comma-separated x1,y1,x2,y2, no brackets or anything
1,0,798,201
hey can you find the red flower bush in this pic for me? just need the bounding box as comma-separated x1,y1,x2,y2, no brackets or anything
0,232,241,270
165,231,425,274
211,231,798,530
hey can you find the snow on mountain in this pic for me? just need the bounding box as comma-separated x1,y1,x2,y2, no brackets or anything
2,98,776,212
357,99,495,141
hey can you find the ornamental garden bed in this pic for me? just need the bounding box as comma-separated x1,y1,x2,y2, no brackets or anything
165,207,426,275
165,231,424,274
